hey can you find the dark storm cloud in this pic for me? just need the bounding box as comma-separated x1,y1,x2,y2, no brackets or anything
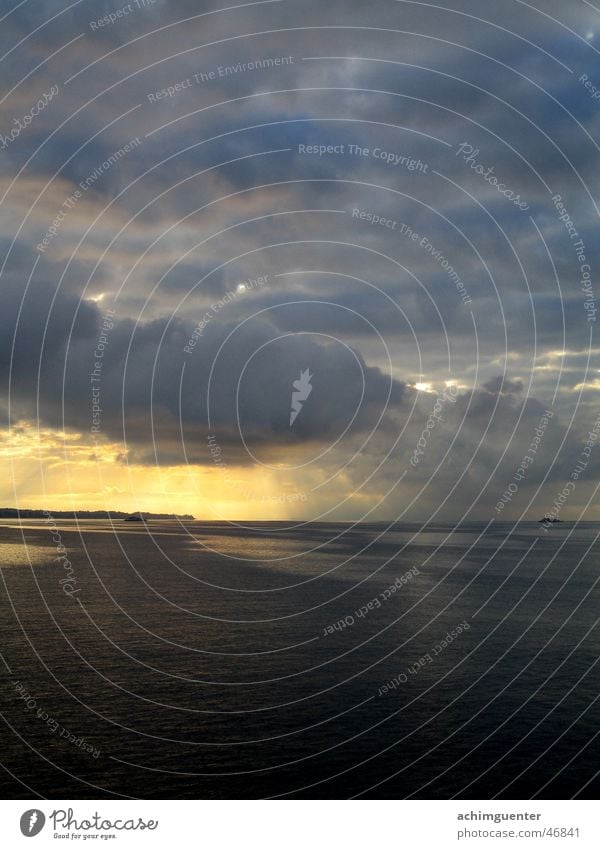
1,0,599,516
1,283,404,460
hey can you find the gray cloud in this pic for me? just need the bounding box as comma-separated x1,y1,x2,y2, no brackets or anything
1,0,599,517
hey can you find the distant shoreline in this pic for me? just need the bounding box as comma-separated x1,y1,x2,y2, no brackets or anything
0,508,196,521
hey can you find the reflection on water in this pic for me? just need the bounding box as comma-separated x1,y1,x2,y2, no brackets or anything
0,520,598,799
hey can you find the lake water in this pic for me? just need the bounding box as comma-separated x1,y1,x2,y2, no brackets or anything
0,519,598,798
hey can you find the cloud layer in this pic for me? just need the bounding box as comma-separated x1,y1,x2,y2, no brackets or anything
1,0,599,519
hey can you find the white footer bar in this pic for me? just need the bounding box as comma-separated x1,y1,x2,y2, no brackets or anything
0,799,597,848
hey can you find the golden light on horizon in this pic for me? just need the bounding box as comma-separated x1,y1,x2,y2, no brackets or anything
0,422,307,520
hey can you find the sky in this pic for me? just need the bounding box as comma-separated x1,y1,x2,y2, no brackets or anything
1,0,600,522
